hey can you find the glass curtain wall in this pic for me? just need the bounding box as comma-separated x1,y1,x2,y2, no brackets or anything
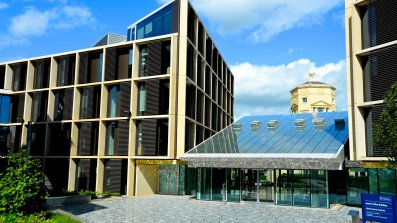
196,168,240,202
276,169,329,208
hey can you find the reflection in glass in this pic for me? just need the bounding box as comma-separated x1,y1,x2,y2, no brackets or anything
276,169,293,205
139,46,148,77
311,170,328,208
347,168,368,205
379,168,396,196
292,170,311,206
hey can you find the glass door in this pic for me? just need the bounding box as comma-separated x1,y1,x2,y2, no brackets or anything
292,170,311,206
227,169,240,202
275,169,293,205
242,169,257,201
259,170,274,202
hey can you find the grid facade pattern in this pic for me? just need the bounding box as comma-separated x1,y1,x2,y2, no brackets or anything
346,0,397,158
0,0,234,196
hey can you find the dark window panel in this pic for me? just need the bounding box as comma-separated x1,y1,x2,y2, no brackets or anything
105,47,132,81
0,126,21,155
139,41,170,77
136,119,168,156
77,122,99,156
45,158,69,194
75,159,97,191
47,123,71,156
137,79,169,116
105,121,129,156
187,6,196,44
30,124,46,156
57,55,76,86
31,91,48,122
78,52,103,84
362,0,397,48
33,59,50,89
80,86,101,119
363,47,397,102
186,84,196,119
103,159,128,195
11,63,27,91
54,88,74,121
0,66,5,89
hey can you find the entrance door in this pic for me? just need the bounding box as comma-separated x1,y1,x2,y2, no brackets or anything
242,169,274,202
158,165,179,195
242,170,257,201
212,168,225,201
258,170,274,202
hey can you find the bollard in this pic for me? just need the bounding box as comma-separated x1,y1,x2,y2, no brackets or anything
347,210,359,223
222,183,227,204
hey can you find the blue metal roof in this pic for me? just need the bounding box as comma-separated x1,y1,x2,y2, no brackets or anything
186,111,348,155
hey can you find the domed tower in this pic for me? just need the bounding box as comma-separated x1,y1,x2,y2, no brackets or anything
290,72,336,113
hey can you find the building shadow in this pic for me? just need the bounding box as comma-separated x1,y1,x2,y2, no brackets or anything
59,203,107,215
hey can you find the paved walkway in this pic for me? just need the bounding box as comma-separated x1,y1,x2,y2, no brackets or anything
58,195,361,223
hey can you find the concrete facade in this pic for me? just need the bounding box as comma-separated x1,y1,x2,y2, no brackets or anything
0,0,234,196
345,0,395,163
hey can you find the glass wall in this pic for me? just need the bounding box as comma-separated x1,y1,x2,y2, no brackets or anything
0,95,10,123
275,169,329,208
135,3,174,40
196,168,240,202
347,168,368,205
275,170,293,205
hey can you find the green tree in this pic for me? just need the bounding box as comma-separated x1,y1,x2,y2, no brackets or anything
373,82,397,168
0,148,48,214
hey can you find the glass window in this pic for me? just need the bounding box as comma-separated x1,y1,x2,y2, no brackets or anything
135,3,174,40
368,168,378,194
0,95,10,123
127,28,132,41
347,168,368,205
302,97,307,103
311,170,328,208
108,86,117,118
145,22,153,35
275,169,293,205
378,168,396,196
293,170,311,207
139,46,148,77
138,83,146,115
137,27,144,39
106,122,116,155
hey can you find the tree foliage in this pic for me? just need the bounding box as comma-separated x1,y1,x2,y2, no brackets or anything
0,148,48,214
373,82,397,168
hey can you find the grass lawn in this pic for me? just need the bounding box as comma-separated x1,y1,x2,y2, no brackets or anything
46,212,81,223
0,212,81,223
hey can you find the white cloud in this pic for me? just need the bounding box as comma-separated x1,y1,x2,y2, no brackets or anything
56,6,95,29
231,59,347,119
9,5,95,37
156,0,171,4
9,7,56,37
0,2,8,10
0,34,29,50
191,0,343,42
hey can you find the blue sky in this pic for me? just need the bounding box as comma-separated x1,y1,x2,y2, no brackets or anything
0,0,347,118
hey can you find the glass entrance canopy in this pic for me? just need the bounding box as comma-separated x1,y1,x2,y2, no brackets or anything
181,112,348,170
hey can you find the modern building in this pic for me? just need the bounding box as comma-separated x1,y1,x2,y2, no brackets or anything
344,0,397,204
290,72,336,114
182,112,352,208
0,0,234,196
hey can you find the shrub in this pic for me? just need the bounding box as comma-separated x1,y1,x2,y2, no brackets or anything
0,148,48,214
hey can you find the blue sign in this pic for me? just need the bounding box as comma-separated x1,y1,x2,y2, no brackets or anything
362,193,397,223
